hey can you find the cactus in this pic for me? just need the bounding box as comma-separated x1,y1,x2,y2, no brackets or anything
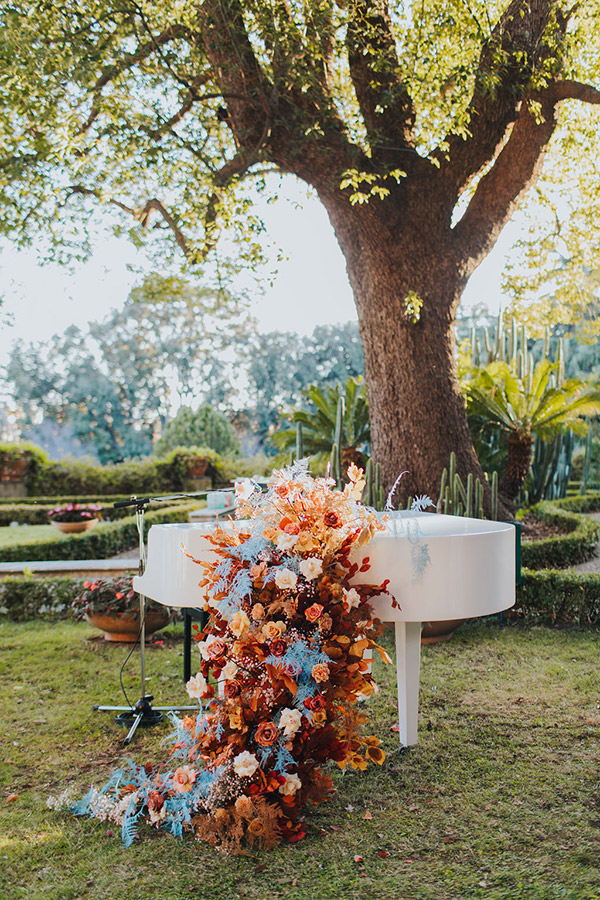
437,452,491,519
363,457,385,510
295,421,304,461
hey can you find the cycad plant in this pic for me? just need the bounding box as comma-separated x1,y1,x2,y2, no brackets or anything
466,359,600,501
273,376,370,470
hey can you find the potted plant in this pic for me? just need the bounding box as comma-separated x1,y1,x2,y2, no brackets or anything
48,503,102,534
72,576,174,642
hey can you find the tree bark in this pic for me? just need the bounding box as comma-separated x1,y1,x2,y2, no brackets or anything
319,191,489,508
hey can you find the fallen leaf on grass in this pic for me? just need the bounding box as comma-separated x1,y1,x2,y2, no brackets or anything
291,878,298,887
378,850,388,858
359,871,367,878
363,811,373,820
390,724,400,733
6,794,18,803
254,864,267,874
329,825,342,831
353,855,364,863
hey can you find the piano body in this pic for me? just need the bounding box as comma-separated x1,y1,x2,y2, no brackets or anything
134,512,515,746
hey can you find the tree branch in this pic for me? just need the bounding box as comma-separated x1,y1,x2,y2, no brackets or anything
453,75,600,274
452,94,556,274
78,24,202,135
438,0,561,195
64,186,193,259
345,0,416,161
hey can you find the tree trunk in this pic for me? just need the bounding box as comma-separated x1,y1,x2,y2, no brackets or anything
500,431,534,502
319,194,497,512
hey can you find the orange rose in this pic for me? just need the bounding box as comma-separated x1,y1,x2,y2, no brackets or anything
205,638,227,660
223,681,241,699
305,603,324,622
248,817,266,835
255,721,278,747
270,638,287,657
324,510,343,528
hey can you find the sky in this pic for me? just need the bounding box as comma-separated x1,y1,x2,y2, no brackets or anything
0,178,515,365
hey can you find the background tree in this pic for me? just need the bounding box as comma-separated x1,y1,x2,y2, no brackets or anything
155,405,239,457
3,1,600,504
4,273,248,462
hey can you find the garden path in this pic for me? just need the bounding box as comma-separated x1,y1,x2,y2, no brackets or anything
569,511,600,574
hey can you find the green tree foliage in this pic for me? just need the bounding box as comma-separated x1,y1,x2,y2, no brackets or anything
465,360,600,501
155,405,239,457
273,376,369,465
2,1,600,498
239,323,364,443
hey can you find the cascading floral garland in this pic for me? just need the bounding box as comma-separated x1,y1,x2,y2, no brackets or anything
69,462,394,854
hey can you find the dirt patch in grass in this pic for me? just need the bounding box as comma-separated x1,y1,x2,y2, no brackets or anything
1,620,599,899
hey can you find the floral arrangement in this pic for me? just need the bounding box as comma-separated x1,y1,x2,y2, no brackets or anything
69,463,394,854
72,576,169,620
47,502,101,523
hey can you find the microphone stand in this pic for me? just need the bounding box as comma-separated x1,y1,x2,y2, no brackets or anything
93,493,205,744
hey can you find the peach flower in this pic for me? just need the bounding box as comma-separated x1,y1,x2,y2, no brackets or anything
172,764,197,793
275,568,298,591
295,531,318,553
251,603,265,621
197,634,226,661
305,603,324,622
279,707,302,736
233,751,260,778
230,610,250,638
261,620,286,641
311,663,330,683
299,557,323,581
278,772,302,796
186,673,208,699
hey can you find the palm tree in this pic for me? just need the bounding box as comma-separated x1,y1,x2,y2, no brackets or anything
465,360,600,501
273,376,370,470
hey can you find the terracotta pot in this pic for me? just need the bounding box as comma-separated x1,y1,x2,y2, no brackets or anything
51,519,98,534
186,458,209,478
0,458,28,481
421,619,465,644
85,608,171,642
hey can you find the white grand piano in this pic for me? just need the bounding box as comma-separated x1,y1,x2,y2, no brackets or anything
134,512,515,747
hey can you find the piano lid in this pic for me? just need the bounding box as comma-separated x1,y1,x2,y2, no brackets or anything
133,513,515,622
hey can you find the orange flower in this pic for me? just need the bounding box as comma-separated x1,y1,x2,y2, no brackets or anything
251,603,265,621
324,510,343,528
305,603,324,622
255,721,278,747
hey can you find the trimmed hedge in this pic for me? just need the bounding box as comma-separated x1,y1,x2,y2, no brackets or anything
549,493,600,514
519,502,600,570
0,575,89,620
0,502,200,562
514,567,600,627
0,497,196,526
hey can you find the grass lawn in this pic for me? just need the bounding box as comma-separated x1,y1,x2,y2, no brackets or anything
0,525,65,547
0,619,599,900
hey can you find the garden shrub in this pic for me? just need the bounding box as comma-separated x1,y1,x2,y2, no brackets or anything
514,568,600,627
0,498,193,526
519,501,599,569
0,575,89,620
0,502,199,562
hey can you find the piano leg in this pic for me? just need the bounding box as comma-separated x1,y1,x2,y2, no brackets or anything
394,621,422,747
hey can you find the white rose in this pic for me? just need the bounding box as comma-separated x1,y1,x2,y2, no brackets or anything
276,532,298,552
186,673,208,699
278,772,302,796
279,707,302,736
343,588,361,609
235,479,255,501
275,568,298,591
233,751,260,778
299,557,323,581
221,660,238,680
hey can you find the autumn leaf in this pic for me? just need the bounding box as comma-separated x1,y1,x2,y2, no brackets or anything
363,811,373,820
353,855,364,863
6,793,18,803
